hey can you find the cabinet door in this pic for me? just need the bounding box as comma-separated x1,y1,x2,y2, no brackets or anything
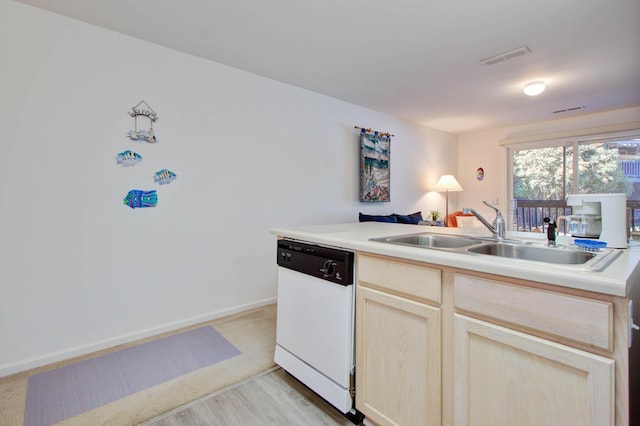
454,314,614,426
356,285,441,426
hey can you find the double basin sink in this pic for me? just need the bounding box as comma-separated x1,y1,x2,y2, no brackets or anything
370,232,622,272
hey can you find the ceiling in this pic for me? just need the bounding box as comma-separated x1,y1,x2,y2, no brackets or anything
16,0,640,134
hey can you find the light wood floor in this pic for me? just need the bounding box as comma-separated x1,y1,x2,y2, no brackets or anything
144,367,359,426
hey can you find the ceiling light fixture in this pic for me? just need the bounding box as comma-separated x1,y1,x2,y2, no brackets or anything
523,81,546,96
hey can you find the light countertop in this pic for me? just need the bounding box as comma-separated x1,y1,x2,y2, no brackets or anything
271,222,640,297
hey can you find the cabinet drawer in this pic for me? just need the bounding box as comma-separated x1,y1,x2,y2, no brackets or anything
454,274,613,351
358,254,441,304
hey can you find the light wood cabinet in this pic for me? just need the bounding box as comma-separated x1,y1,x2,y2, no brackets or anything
453,273,618,426
355,253,632,426
356,254,441,426
454,313,614,426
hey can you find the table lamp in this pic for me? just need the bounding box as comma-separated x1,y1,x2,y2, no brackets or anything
435,175,463,226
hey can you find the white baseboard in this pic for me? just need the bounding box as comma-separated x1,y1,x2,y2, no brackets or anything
0,297,276,377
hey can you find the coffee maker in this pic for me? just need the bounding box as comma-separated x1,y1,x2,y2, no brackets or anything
565,193,628,248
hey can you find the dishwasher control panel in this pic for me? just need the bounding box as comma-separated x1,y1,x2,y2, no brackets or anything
277,240,354,285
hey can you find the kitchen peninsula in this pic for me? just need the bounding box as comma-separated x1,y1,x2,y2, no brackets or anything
271,222,640,426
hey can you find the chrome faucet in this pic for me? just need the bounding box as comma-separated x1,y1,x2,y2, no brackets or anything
463,201,506,239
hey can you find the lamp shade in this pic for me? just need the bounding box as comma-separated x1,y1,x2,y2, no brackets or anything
434,175,463,192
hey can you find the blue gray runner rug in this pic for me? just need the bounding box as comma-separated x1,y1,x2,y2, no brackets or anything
24,326,241,426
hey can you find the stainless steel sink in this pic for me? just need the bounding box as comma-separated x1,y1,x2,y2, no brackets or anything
466,242,594,264
369,232,623,272
370,233,482,249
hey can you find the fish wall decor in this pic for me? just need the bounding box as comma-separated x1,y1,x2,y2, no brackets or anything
115,150,143,167
153,169,177,185
123,190,158,209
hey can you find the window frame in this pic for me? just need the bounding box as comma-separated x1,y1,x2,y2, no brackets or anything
505,126,640,231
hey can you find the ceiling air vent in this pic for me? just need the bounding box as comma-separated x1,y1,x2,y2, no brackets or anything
480,46,531,66
553,106,586,114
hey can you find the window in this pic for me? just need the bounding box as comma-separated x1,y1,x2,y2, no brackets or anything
507,133,640,232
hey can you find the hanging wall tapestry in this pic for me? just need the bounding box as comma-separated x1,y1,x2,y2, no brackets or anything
127,101,158,142
359,130,391,202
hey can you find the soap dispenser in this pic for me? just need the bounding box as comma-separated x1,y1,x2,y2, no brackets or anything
544,217,557,246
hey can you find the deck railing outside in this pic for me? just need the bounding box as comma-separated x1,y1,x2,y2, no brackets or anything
512,199,640,234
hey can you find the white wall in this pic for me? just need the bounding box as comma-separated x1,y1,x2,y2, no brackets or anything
457,106,640,221
0,1,457,375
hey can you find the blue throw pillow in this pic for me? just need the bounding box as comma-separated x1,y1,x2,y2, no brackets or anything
393,211,423,224
359,213,398,223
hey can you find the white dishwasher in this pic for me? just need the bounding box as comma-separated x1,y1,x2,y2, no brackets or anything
275,239,363,423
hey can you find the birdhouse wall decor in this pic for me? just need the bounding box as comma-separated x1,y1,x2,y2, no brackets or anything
127,101,158,143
